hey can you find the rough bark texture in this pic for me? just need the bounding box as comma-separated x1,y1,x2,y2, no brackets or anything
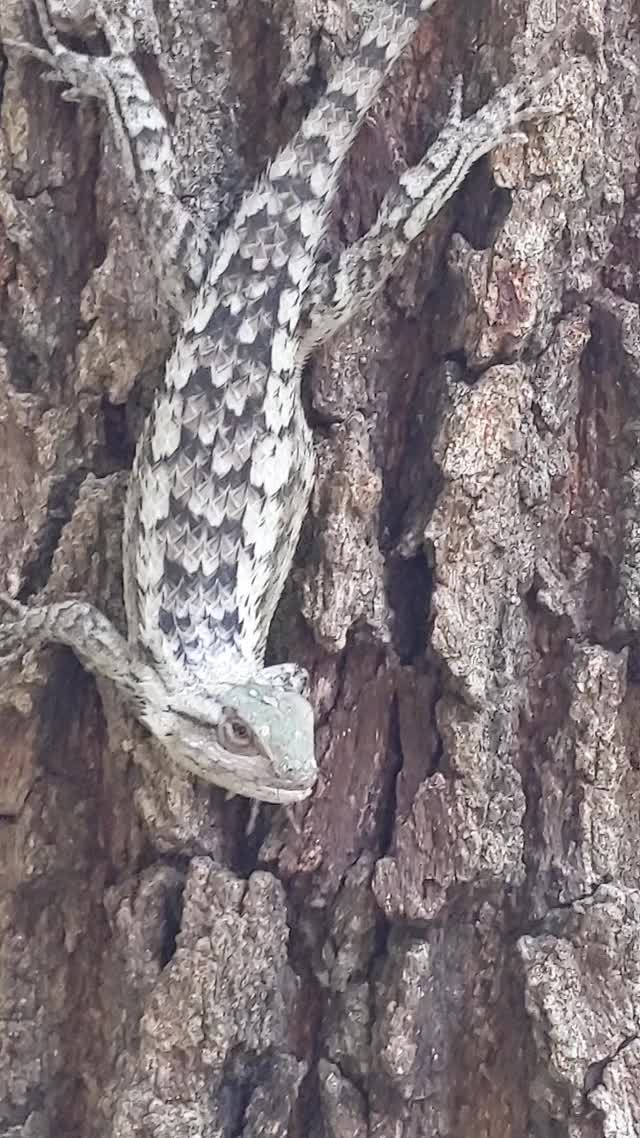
1,1,640,1136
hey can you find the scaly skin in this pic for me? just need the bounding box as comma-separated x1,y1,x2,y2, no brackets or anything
1,1,566,801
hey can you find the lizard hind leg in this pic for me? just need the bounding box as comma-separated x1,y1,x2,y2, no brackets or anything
5,0,115,102
302,56,568,351
5,0,207,307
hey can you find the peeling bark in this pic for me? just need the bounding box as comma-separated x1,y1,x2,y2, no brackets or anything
2,0,640,1136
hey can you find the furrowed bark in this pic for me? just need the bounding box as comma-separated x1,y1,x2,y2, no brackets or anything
1,2,639,1136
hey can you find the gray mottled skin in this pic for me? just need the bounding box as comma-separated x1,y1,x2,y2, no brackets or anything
1,0,564,802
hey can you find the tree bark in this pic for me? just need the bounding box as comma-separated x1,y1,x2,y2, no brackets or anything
1,1,640,1136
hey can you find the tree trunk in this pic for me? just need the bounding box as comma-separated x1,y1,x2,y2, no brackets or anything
1,1,639,1136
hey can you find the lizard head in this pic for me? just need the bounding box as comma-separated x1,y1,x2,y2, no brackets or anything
143,678,317,804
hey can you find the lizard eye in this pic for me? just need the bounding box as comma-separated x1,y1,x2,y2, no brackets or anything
218,717,256,754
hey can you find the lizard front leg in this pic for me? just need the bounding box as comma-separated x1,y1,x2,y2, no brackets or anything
5,0,207,313
0,593,156,706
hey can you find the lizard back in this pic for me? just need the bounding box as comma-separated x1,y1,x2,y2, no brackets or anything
123,1,435,690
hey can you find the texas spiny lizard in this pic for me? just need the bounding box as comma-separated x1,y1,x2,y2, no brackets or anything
1,0,565,802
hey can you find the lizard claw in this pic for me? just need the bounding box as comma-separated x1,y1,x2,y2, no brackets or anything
0,592,27,618
0,593,29,660
2,38,51,61
446,74,464,128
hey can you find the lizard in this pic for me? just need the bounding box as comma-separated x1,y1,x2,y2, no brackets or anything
0,0,566,803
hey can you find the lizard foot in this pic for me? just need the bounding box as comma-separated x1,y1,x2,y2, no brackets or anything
5,0,121,103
